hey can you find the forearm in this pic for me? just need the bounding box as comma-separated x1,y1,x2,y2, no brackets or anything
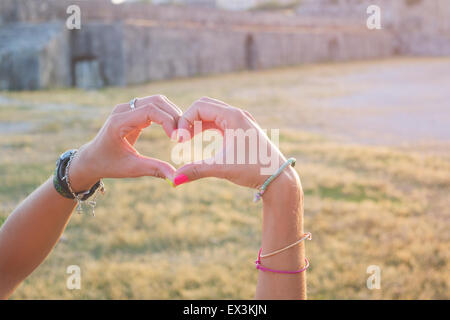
255,167,306,300
0,178,77,298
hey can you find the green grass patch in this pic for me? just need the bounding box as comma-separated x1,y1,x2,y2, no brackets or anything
304,184,400,203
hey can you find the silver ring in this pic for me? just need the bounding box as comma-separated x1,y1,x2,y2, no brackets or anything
130,98,138,111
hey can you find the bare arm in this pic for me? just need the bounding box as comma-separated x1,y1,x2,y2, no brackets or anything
174,97,308,299
0,178,80,298
0,95,181,299
256,166,306,299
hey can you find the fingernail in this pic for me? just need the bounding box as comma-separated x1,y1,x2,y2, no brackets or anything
165,178,175,188
174,174,189,186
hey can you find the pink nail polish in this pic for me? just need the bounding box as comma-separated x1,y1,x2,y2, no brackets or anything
174,174,189,186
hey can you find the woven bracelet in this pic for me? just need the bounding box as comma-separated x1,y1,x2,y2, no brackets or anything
253,157,296,202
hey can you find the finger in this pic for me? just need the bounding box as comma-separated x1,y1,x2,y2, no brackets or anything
173,161,223,186
112,98,175,144
125,130,142,146
115,103,176,138
129,155,176,179
242,109,257,122
158,95,183,119
175,121,224,144
112,95,182,119
177,100,235,142
200,97,256,123
199,96,256,122
111,101,144,145
111,98,144,114
199,96,229,107
138,95,183,123
201,97,256,122
111,103,131,114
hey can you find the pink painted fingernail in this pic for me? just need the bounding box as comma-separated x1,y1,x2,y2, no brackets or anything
174,174,190,186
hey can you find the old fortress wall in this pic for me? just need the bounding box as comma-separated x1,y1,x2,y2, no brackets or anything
0,0,448,90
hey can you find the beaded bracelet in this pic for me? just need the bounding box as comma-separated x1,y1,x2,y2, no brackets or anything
253,157,296,202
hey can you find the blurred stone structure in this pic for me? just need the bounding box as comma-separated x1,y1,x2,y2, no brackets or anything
296,0,450,56
0,0,448,90
153,0,298,10
0,22,69,90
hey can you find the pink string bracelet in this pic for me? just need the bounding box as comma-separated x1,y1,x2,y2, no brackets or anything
255,232,312,274
255,248,310,274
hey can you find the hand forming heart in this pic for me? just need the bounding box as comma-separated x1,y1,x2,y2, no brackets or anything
173,97,293,190
69,95,181,192
68,95,297,195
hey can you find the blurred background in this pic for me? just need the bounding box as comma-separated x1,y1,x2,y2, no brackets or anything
0,0,449,299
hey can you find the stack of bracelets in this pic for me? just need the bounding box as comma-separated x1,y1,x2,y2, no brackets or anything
254,158,312,274
53,149,105,216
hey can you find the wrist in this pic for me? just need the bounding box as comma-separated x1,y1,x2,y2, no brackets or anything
262,165,302,208
68,146,100,193
261,166,303,235
260,166,305,270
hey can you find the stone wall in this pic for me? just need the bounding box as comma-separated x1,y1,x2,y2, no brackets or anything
297,0,450,56
122,25,248,84
0,22,70,90
70,23,126,87
0,0,448,90
68,19,394,87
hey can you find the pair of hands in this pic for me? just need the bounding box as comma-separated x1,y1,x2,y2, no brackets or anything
69,95,292,194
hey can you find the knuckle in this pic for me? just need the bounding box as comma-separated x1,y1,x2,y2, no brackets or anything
191,100,201,108
230,107,244,119
182,109,195,122
142,106,157,124
111,104,121,113
155,94,166,102
174,107,183,116
143,104,156,116
111,103,128,114
144,103,156,111
243,109,254,120
107,114,121,130
151,168,163,178
191,165,200,179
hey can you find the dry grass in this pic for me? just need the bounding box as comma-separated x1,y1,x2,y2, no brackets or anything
1,58,449,299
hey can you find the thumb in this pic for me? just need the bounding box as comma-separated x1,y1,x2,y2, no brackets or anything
173,161,223,187
131,155,176,180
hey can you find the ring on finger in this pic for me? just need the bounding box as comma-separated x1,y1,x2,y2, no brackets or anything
130,98,138,111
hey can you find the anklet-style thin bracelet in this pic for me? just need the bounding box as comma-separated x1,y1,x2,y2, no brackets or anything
260,232,312,259
253,157,296,202
256,249,310,274
255,232,312,274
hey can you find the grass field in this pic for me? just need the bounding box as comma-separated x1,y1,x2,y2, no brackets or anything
1,58,449,299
